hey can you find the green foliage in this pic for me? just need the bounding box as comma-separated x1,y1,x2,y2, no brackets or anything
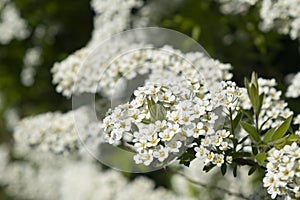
241,121,260,143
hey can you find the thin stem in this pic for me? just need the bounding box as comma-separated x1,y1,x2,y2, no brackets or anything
168,168,249,200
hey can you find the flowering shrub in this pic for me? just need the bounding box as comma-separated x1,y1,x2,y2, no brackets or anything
0,0,300,200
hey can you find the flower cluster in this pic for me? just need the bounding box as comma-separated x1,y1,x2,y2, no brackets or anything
260,0,300,40
21,47,43,87
0,146,195,200
194,81,245,167
131,0,183,27
263,143,300,199
52,43,233,98
52,0,233,98
217,0,300,40
13,107,101,154
286,71,300,98
97,46,232,97
217,0,258,14
102,77,245,167
242,78,293,131
102,79,215,166
90,0,143,48
51,0,144,97
0,0,30,44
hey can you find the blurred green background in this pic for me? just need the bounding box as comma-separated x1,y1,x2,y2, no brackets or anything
0,0,299,198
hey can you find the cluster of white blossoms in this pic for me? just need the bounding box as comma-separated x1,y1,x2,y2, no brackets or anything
51,0,143,97
131,0,183,27
260,0,300,40
97,46,232,97
242,78,293,131
0,0,29,44
217,0,300,40
51,0,185,97
263,143,300,199
286,71,300,98
102,79,209,166
13,107,101,154
51,0,144,98
194,81,246,167
21,47,43,87
217,0,258,14
52,0,233,98
52,43,233,98
102,77,245,167
89,0,143,48
0,146,196,200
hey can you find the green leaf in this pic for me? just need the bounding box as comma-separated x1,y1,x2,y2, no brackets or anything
203,163,216,173
262,127,276,143
178,148,196,167
251,72,258,89
238,136,249,144
272,116,293,141
252,144,258,155
242,110,253,121
147,98,154,109
248,166,256,175
287,134,300,142
249,85,258,111
244,78,250,97
141,119,151,124
256,93,264,116
150,104,167,121
233,164,237,177
241,122,261,143
255,152,267,167
131,123,139,132
221,164,227,175
232,111,243,131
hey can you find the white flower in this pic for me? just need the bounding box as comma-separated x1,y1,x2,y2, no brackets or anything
263,143,300,199
166,140,182,153
153,147,169,162
286,72,300,98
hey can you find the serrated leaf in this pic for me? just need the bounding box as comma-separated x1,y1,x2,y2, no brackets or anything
150,104,166,121
272,116,293,141
263,127,276,143
241,122,261,143
255,152,266,167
